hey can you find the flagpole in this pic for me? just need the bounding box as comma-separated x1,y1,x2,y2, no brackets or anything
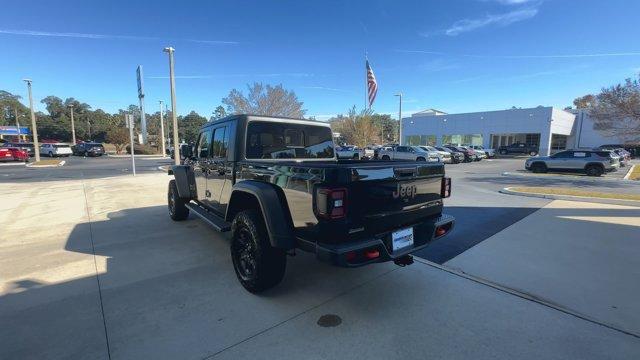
365,51,368,111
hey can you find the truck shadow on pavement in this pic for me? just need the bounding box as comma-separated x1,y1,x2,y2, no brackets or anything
2,204,639,358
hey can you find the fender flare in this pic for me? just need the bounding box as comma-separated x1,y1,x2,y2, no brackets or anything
170,165,196,199
226,180,295,250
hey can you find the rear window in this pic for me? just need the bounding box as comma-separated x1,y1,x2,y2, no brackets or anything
595,151,613,158
245,121,334,159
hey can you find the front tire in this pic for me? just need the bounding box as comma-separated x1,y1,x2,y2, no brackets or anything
382,155,390,160
231,210,286,293
531,162,547,173
168,180,189,220
416,157,426,161
529,151,538,156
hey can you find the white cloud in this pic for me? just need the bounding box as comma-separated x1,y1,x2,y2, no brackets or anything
0,29,238,44
445,8,538,36
148,73,317,79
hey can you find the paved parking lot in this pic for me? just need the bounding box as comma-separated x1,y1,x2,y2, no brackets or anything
1,156,639,359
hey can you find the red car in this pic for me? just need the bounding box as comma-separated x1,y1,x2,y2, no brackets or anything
0,147,29,162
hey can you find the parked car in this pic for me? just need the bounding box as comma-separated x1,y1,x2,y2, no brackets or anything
469,145,496,158
2,142,35,157
379,145,439,162
336,145,364,159
459,146,484,161
40,143,72,157
419,146,452,163
169,143,191,162
168,115,454,292
443,145,475,162
435,146,465,164
525,149,619,176
498,142,539,156
0,147,29,162
609,148,631,167
73,142,105,157
363,145,377,159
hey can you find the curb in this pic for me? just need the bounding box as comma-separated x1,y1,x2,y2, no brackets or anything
26,160,66,168
500,187,640,207
502,171,630,183
623,165,636,180
0,162,27,167
107,154,167,158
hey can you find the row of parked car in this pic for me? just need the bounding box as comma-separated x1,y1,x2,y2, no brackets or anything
0,141,106,162
335,144,495,164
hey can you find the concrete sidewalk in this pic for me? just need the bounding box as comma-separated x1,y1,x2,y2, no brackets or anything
448,200,640,337
1,174,639,359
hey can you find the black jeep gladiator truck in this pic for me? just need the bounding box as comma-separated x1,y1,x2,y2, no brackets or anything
168,115,454,293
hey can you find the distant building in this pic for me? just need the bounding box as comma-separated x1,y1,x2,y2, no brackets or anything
401,106,638,156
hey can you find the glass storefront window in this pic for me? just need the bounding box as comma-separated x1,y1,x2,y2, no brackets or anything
405,135,436,146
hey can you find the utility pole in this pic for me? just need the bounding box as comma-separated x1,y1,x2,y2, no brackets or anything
126,114,136,176
395,93,402,144
136,65,148,144
14,106,22,142
68,104,76,144
23,79,40,162
164,46,180,165
159,100,166,157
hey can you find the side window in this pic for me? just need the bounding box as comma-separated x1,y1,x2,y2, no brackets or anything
196,129,212,158
555,151,573,158
397,146,407,152
573,152,589,158
212,126,228,158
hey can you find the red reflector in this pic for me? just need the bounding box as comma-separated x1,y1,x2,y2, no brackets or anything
435,226,447,237
345,251,357,262
364,249,380,259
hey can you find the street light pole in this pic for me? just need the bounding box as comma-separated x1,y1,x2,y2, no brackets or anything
14,106,22,143
23,79,40,162
159,100,166,157
164,46,180,165
395,93,402,144
68,104,76,144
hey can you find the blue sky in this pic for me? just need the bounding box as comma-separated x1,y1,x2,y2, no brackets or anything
1,0,640,120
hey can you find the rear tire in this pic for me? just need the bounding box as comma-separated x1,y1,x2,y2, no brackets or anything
499,149,507,155
585,164,603,177
529,151,538,156
352,154,359,159
382,155,390,160
231,210,286,293
168,180,189,221
416,157,426,161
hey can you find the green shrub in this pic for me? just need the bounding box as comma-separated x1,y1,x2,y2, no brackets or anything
125,144,158,155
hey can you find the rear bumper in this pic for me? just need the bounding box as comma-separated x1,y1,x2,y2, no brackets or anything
309,214,455,267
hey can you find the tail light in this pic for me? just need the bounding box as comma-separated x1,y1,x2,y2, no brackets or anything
315,187,347,219
441,177,451,198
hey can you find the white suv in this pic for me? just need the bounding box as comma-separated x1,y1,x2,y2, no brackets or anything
40,143,72,157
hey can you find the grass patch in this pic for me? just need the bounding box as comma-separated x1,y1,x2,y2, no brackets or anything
628,165,640,181
30,159,64,166
510,187,640,201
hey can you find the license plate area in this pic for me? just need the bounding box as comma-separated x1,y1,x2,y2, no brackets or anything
391,227,414,252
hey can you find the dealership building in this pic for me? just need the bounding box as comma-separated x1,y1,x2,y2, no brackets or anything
401,106,633,156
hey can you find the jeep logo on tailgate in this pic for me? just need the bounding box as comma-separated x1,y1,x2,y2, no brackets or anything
392,183,417,199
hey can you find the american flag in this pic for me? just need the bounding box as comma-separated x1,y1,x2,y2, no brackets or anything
366,60,378,107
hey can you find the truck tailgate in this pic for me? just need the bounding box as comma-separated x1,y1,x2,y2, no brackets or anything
348,163,444,236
